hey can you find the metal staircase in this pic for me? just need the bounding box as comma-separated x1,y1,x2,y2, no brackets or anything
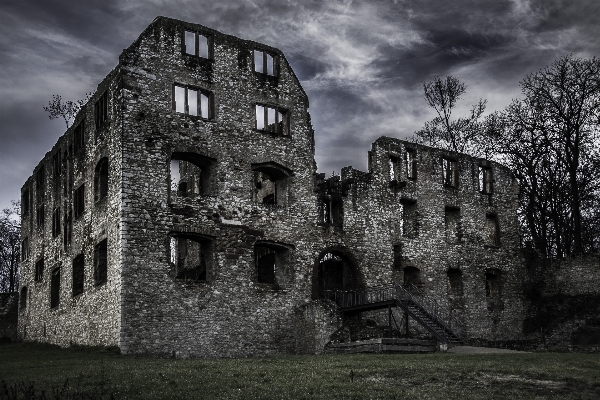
321,284,463,345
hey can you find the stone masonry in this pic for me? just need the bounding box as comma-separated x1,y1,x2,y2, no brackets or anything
17,17,526,357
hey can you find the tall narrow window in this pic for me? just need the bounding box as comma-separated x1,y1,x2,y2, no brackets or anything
401,199,418,238
183,31,211,59
389,156,400,182
485,214,500,246
52,151,62,179
442,158,459,188
253,50,277,76
36,204,45,228
173,85,213,119
255,105,288,135
21,237,29,261
74,184,85,219
445,206,461,243
52,207,61,237
35,258,44,282
94,158,109,202
169,235,211,282
95,92,108,129
22,189,30,217
73,122,85,153
36,166,45,203
50,267,60,308
72,254,84,296
479,166,493,194
19,287,27,310
406,149,417,180
94,239,107,286
447,269,464,297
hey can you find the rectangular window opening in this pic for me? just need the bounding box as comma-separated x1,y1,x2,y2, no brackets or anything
406,149,417,180
52,207,61,237
94,239,108,286
255,104,288,135
73,254,84,296
479,166,493,194
485,214,500,247
74,184,85,219
35,258,44,282
253,49,277,76
173,85,212,119
50,267,60,308
443,158,459,188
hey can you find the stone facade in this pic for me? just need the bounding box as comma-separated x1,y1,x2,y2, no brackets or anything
17,17,526,357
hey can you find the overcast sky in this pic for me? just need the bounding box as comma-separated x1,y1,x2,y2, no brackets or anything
1,0,599,211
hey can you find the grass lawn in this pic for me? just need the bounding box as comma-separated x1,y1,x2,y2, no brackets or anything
1,343,599,399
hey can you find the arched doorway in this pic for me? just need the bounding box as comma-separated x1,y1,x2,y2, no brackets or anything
313,249,362,299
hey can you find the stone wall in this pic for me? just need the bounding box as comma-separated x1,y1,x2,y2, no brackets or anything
17,16,528,357
17,68,123,347
523,255,600,349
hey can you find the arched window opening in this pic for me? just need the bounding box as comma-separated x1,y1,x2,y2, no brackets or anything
170,234,212,282
251,162,292,206
94,158,109,202
317,250,362,298
170,152,216,199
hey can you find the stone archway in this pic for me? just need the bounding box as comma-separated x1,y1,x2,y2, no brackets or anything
313,248,363,299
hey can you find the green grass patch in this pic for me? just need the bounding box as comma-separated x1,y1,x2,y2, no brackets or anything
1,343,599,399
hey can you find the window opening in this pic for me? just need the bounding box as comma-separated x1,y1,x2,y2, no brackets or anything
52,207,61,237
255,245,276,284
317,251,361,296
479,166,493,194
21,237,29,262
63,211,72,249
73,122,84,153
403,266,421,288
173,85,212,119
52,151,61,179
183,31,210,58
251,162,292,206
447,269,463,297
253,50,276,76
445,206,461,243
170,235,211,282
73,254,84,296
389,156,400,182
485,214,500,246
74,184,85,219
170,152,216,199
36,204,45,228
20,287,27,309
485,269,502,298
36,166,45,203
401,199,418,238
94,158,109,202
255,105,288,135
94,239,107,286
443,158,458,187
35,258,44,282
22,189,30,217
50,267,60,308
406,149,417,180
95,92,108,130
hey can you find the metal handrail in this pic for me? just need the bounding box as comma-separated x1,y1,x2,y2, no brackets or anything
320,284,463,341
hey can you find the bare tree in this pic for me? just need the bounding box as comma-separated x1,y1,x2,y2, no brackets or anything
415,76,488,156
43,93,92,128
0,201,20,293
488,55,600,257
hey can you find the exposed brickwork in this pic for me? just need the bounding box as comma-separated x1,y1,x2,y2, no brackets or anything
18,17,527,357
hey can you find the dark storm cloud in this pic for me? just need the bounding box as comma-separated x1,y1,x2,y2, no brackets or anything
1,0,600,210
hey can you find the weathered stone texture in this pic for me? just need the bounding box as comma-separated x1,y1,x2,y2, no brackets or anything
17,16,528,357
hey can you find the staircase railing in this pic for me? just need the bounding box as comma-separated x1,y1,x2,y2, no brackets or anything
320,284,463,342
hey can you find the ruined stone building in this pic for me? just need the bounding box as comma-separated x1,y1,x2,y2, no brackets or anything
17,17,527,357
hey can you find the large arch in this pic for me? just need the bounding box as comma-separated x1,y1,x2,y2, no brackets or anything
312,247,363,300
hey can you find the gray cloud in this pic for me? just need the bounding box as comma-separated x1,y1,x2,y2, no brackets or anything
1,0,599,210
